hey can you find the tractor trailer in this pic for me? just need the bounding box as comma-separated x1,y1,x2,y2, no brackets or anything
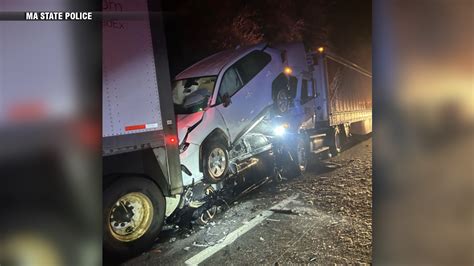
273,43,372,171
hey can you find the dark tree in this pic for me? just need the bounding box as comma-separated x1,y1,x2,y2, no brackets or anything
163,0,371,77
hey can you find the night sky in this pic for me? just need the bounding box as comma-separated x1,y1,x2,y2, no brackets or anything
162,0,371,77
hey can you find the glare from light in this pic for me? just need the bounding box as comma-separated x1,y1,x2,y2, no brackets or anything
317,47,325,53
284,66,292,75
274,125,286,136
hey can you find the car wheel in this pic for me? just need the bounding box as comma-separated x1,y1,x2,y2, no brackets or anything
103,177,165,259
274,88,290,114
276,146,302,180
195,205,218,226
202,141,229,183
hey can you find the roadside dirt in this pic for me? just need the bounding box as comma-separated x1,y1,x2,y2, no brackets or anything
124,136,372,265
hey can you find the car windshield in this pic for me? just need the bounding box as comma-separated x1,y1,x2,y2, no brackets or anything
172,76,217,114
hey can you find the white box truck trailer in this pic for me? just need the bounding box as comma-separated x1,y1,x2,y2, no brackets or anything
102,0,184,257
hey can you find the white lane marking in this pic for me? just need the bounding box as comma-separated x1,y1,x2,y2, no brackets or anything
184,193,300,265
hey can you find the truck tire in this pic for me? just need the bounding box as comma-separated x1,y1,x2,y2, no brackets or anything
103,177,165,259
292,133,310,173
274,88,291,114
202,141,229,183
330,126,344,154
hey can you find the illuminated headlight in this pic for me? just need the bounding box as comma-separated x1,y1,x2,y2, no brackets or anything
273,125,286,136
273,123,289,136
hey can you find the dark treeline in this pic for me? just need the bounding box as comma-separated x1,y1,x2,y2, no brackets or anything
162,0,371,77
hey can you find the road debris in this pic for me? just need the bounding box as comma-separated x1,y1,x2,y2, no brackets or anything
192,242,209,248
123,138,372,265
150,248,161,254
270,209,299,215
266,218,280,222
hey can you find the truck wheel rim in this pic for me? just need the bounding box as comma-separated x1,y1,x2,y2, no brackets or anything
108,192,153,242
277,90,289,113
208,147,226,178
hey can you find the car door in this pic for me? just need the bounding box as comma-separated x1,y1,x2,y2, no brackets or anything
214,65,247,142
252,47,284,108
233,50,274,119
214,50,270,142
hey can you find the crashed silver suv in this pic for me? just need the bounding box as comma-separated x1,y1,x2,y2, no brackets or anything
173,43,294,186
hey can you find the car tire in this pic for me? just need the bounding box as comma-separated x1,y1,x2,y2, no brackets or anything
103,177,165,259
276,146,302,180
274,88,291,114
195,205,218,226
202,140,229,183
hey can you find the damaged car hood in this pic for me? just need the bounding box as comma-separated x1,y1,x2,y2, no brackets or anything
177,111,204,144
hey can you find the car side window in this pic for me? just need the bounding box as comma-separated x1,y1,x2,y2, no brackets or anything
218,66,242,102
235,51,271,84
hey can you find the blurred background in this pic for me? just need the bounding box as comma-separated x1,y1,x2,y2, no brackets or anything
373,0,473,264
0,0,472,265
0,0,101,265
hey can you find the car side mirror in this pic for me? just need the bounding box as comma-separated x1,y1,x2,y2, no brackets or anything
222,93,232,107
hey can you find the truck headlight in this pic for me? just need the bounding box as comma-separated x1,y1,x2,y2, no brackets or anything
274,125,286,136
273,123,289,136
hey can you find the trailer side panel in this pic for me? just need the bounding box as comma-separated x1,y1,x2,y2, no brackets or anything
325,55,372,126
102,0,164,154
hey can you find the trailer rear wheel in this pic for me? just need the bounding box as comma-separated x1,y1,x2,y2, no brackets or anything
103,177,165,258
202,141,229,183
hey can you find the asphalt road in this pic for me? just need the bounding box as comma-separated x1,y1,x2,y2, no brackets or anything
124,136,372,265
